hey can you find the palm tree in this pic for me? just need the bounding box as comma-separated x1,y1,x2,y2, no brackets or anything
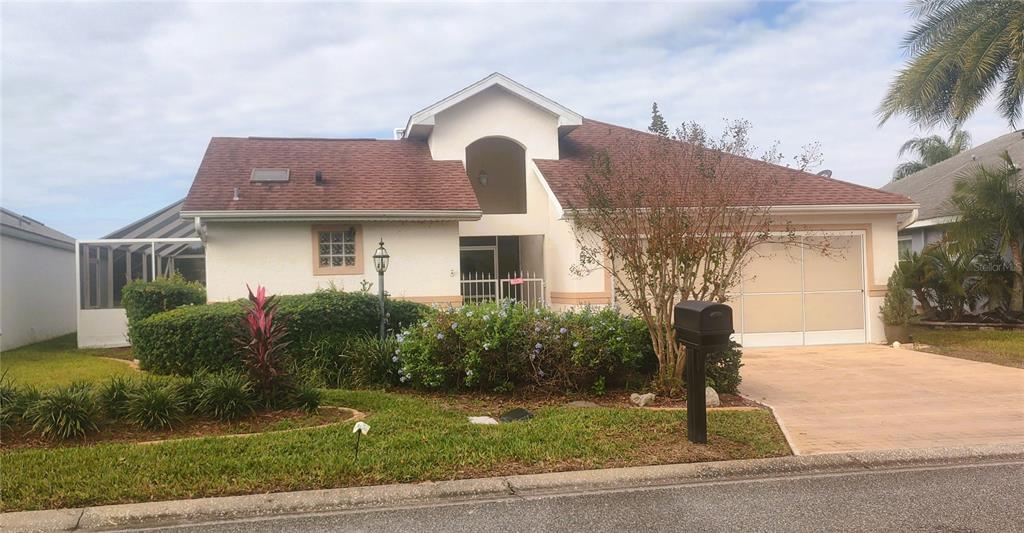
948,152,1024,312
877,1,1024,128
892,128,972,180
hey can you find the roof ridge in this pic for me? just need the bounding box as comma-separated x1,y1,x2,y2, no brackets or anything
582,118,912,204
245,136,392,142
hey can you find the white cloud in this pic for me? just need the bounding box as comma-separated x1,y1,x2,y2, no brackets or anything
1,1,1012,237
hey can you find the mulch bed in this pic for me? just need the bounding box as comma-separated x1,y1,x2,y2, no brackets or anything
1,406,357,450
393,388,762,416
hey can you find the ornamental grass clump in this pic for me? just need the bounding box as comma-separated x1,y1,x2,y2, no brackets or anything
126,379,186,430
98,375,136,420
291,383,322,414
25,382,99,441
196,371,255,421
0,374,20,430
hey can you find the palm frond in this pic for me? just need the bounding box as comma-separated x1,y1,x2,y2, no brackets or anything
879,0,1024,128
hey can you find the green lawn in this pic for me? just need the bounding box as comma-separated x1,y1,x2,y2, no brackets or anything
1,334,139,388
0,389,789,512
911,326,1024,368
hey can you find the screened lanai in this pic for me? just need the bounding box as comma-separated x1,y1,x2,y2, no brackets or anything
77,199,205,348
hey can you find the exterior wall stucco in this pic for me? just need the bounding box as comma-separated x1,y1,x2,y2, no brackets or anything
459,163,555,237
204,221,461,303
77,308,129,348
428,86,560,162
1,235,77,351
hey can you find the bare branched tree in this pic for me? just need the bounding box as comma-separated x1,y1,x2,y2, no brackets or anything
568,120,822,390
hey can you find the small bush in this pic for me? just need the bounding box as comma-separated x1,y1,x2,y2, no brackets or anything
25,383,99,440
398,301,654,392
880,271,915,326
196,371,255,421
122,273,206,327
126,380,185,429
98,376,136,420
133,289,428,376
290,383,322,413
706,342,743,394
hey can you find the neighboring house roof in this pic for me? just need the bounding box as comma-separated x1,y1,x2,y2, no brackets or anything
104,199,196,239
881,130,1024,223
0,208,75,251
535,120,914,209
402,73,583,141
181,137,481,219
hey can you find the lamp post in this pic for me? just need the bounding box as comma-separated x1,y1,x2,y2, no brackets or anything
373,239,390,339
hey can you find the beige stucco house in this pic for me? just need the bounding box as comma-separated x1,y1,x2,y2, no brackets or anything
80,73,916,348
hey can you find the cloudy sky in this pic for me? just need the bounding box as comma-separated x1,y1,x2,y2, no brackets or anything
1,1,1013,238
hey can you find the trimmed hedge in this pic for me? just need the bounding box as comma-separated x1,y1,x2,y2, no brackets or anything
122,274,206,326
132,290,427,375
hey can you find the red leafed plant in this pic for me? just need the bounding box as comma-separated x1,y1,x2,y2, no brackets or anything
237,284,291,401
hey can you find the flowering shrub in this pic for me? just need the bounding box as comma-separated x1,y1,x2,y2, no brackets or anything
396,301,654,392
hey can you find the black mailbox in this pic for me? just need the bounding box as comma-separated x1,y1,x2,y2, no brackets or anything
673,301,734,350
673,300,734,445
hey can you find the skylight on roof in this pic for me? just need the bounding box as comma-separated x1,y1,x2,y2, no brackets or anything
250,168,290,182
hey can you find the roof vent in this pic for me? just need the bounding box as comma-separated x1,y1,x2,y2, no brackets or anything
393,128,405,140
315,170,324,185
251,168,290,182
816,169,832,178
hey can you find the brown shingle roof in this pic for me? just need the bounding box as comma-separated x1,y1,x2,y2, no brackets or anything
182,137,480,213
535,119,914,208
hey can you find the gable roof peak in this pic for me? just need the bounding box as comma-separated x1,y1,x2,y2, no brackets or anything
403,73,583,140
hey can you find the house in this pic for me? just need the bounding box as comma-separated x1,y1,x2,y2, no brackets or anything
1,208,76,350
172,73,914,347
881,130,1024,255
77,73,914,348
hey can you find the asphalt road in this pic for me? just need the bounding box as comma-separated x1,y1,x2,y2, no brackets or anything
136,461,1024,532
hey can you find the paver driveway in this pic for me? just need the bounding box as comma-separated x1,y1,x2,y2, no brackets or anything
740,344,1024,455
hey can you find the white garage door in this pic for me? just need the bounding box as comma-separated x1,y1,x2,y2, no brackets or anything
730,233,867,347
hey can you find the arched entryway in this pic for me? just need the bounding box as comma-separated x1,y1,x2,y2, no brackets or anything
465,137,526,214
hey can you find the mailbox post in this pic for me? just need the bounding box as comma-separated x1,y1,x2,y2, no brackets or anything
673,301,734,444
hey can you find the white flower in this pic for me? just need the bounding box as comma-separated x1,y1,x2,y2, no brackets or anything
437,332,445,340
559,327,568,334
466,311,474,317
353,421,370,435
466,369,473,377
392,355,399,363
483,343,490,351
573,341,580,348
451,322,459,330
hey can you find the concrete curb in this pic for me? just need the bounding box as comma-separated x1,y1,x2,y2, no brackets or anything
4,443,1023,532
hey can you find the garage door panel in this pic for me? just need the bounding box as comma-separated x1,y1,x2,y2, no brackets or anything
743,294,802,333
743,243,801,293
804,292,864,331
804,236,863,292
736,234,866,347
